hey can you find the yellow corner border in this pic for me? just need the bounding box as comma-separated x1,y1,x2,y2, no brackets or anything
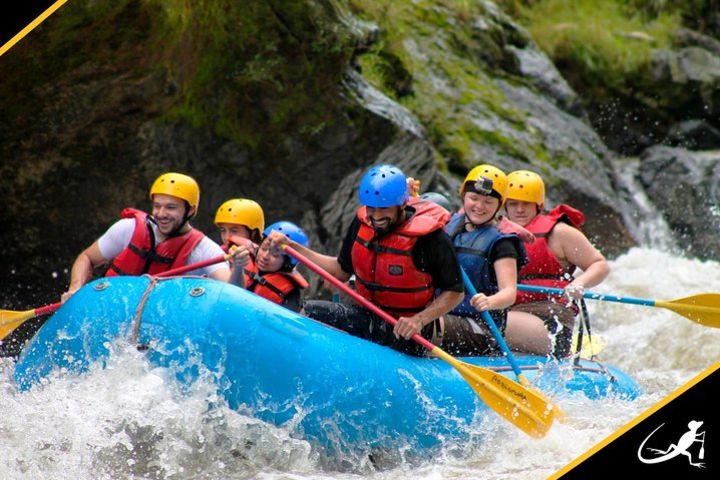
550,361,720,479
0,0,69,57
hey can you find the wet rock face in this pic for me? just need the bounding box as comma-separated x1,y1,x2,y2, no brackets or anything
582,28,720,156
664,120,720,151
504,44,583,116
2,25,608,309
637,146,720,261
9,0,715,315
0,58,434,314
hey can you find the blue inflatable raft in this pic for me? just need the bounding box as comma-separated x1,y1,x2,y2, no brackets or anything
14,276,641,457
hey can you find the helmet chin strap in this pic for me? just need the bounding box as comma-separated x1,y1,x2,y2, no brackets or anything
167,217,190,237
463,206,500,229
464,215,488,230
166,203,193,238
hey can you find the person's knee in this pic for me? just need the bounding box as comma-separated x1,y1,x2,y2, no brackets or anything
302,300,332,321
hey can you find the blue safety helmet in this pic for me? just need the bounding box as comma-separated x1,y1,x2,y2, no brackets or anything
263,221,309,266
419,191,453,213
358,164,409,208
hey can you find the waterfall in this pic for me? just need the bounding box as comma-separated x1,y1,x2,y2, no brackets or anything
613,156,677,252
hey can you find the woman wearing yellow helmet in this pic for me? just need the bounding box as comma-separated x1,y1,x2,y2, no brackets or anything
61,173,232,303
503,170,609,357
437,164,528,356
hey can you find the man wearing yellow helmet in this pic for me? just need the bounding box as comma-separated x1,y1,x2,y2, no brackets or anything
503,170,609,357
213,198,265,282
214,198,265,247
61,172,231,302
213,199,309,312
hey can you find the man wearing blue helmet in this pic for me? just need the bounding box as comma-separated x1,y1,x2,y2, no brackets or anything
230,221,309,312
268,164,465,356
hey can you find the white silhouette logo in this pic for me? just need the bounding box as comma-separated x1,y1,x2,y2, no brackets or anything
637,420,706,468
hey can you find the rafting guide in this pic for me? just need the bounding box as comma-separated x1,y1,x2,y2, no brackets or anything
637,420,706,468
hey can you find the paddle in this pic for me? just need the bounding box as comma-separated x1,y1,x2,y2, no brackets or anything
571,333,605,359
283,245,558,438
459,268,564,418
0,253,233,341
0,303,62,340
517,284,720,329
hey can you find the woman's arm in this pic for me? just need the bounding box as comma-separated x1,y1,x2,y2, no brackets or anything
469,257,517,311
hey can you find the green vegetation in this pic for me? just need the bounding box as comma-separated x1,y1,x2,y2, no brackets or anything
9,0,701,172
622,0,719,33
349,0,544,171
1,0,357,148
497,0,681,91
149,0,356,145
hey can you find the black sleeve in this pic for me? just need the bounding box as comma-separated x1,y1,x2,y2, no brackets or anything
282,288,302,313
337,217,361,275
412,229,464,292
489,237,520,264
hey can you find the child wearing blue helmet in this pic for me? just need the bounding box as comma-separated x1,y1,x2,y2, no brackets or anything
231,221,309,312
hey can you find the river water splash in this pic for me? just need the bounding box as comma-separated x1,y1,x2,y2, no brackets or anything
2,247,719,479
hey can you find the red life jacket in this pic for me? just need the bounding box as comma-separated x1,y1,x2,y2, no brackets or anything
516,204,585,304
351,198,450,316
106,208,205,277
222,235,259,272
243,261,308,305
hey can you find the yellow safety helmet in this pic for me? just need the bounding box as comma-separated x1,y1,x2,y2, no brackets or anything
460,164,509,205
149,172,200,215
506,170,545,206
214,198,265,231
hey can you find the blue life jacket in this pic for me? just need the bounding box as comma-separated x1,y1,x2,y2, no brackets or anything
445,213,524,330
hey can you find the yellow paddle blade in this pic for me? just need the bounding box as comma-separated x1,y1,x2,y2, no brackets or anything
515,372,567,424
571,334,605,359
0,307,44,340
0,308,37,328
432,348,557,438
657,293,720,328
0,316,31,340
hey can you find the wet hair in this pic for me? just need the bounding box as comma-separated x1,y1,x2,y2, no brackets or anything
279,256,295,272
250,228,263,245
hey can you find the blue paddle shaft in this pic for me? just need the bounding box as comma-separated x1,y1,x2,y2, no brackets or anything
459,268,525,381
516,284,656,307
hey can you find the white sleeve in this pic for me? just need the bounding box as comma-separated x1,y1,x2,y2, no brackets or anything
97,219,135,261
187,236,229,276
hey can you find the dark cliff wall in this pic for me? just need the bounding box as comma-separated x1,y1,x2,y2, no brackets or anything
0,0,397,304
2,0,718,324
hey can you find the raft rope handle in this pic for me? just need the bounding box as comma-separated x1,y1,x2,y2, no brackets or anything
129,274,209,346
589,357,617,383
129,277,159,345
